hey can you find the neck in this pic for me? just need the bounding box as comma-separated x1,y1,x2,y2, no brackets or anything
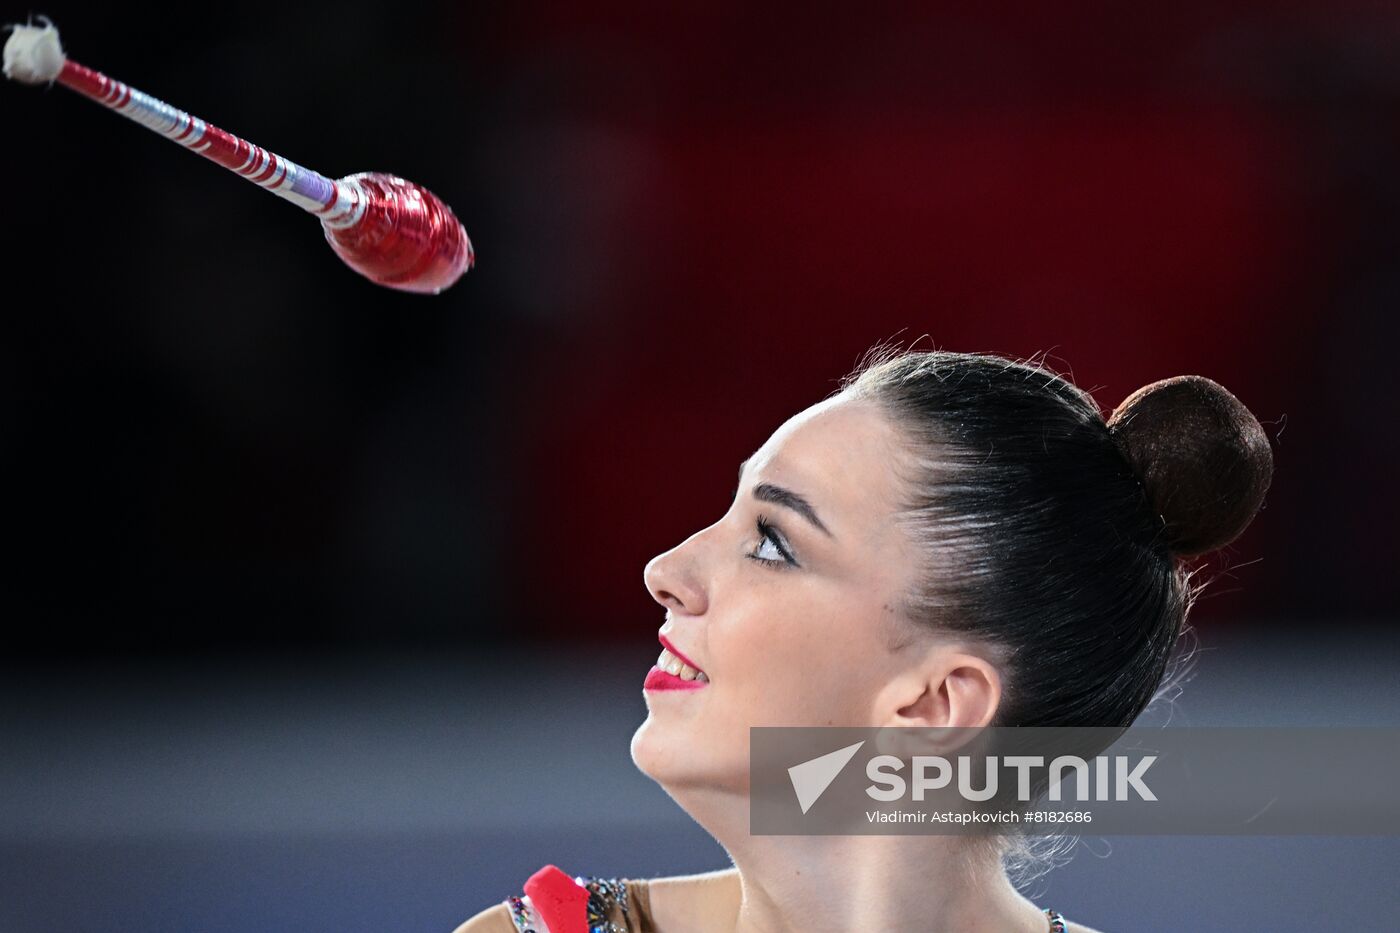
676,787,1049,933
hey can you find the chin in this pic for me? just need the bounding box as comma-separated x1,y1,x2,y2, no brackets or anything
630,716,747,795
629,715,680,782
629,718,657,775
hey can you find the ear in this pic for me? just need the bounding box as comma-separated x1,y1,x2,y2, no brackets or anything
882,651,1003,730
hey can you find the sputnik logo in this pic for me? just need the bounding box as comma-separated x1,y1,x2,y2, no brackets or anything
787,741,866,814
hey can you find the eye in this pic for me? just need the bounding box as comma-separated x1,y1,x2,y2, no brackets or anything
748,515,798,569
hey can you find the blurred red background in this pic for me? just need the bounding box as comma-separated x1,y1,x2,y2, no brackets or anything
1,1,1394,653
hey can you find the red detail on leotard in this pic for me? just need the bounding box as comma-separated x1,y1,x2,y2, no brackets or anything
522,864,589,933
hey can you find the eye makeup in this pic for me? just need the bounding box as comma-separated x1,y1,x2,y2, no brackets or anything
748,514,799,569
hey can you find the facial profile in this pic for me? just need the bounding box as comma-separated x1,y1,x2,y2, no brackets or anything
460,348,1277,933
630,393,1003,797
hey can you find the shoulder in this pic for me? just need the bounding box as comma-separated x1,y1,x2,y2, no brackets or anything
449,902,515,933
641,867,741,929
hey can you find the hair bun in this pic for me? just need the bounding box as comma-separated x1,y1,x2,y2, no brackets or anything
1106,375,1274,557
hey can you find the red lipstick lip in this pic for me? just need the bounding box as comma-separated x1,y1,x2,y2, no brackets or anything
657,634,705,674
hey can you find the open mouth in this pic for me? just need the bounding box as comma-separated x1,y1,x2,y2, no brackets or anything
654,646,709,683
653,634,709,684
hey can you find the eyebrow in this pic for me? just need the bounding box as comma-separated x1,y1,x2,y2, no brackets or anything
737,457,833,538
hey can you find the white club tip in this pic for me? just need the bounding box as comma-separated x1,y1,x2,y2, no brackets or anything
3,17,66,85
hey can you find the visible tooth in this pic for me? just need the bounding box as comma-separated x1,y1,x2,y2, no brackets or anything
678,664,698,681
657,648,672,667
664,656,683,676
696,671,709,683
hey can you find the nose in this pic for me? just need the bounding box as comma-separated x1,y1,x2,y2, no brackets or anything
643,538,708,616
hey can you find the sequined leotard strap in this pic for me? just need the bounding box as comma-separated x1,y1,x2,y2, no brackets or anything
503,865,635,933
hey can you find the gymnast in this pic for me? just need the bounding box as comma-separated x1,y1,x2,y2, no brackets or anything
454,345,1274,933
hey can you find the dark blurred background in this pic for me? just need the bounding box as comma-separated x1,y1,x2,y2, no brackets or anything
2,2,1397,931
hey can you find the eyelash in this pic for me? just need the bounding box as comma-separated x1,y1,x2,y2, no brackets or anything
748,514,798,570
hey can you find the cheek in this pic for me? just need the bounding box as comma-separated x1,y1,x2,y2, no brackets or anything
711,589,883,724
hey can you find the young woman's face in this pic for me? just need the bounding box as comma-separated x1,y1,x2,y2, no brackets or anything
631,394,925,793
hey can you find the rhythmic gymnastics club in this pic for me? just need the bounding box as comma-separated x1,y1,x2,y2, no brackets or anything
3,18,474,295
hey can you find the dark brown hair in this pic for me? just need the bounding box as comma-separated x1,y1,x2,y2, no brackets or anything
839,346,1274,728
